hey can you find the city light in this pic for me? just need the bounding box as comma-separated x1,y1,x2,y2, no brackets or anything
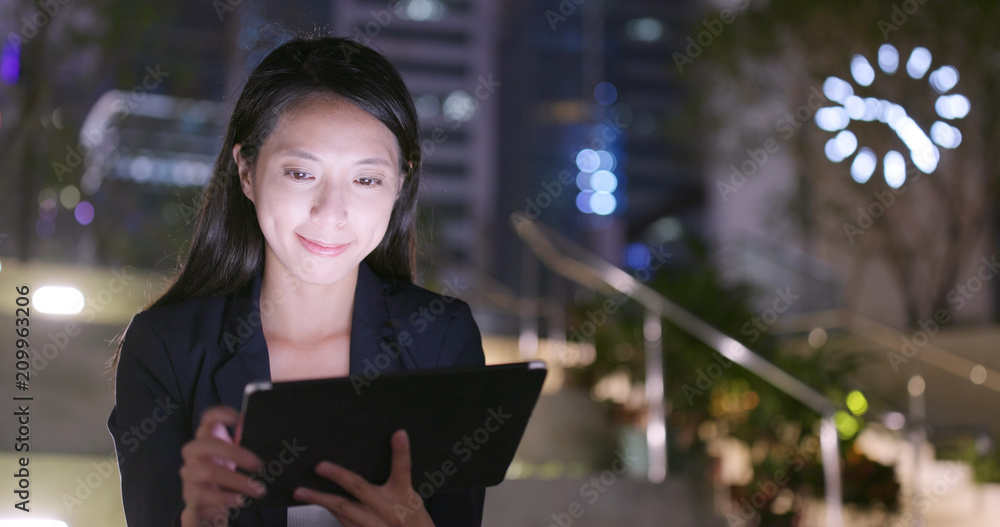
443,90,476,122
817,46,967,183
877,44,899,74
594,82,618,105
574,148,620,215
626,17,664,42
850,148,877,183
33,286,85,315
929,65,959,93
883,150,906,188
846,390,868,416
906,46,932,79
75,201,95,225
850,55,875,86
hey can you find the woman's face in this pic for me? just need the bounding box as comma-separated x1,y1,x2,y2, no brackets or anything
236,95,402,287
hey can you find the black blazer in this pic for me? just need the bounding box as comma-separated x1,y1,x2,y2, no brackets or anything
108,261,486,526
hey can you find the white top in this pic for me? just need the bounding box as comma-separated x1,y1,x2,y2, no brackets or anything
287,504,343,527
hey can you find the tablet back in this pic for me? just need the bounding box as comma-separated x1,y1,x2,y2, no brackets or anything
238,361,547,508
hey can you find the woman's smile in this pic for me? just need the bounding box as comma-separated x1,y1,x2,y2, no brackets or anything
297,234,352,257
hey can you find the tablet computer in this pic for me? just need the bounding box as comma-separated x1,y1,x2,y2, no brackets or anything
236,361,547,508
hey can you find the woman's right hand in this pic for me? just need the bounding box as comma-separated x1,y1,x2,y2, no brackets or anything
179,406,267,527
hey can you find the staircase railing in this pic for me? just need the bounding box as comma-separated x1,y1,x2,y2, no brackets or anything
510,213,844,527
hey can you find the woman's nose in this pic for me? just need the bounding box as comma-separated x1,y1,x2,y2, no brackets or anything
311,184,348,226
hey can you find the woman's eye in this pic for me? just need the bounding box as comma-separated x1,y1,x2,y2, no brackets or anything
284,170,312,180
356,176,383,187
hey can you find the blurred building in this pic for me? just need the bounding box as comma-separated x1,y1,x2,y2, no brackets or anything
332,0,500,279
488,0,697,337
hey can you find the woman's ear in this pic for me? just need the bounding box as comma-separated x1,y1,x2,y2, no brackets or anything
233,144,254,202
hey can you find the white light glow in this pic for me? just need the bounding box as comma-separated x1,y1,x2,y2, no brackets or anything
815,107,849,131
878,44,899,74
626,17,664,42
844,96,865,120
576,171,591,191
0,521,69,527
835,130,858,158
851,55,876,86
575,149,600,173
33,286,85,315
590,170,618,192
929,65,959,93
850,147,877,183
596,150,616,171
884,150,906,188
824,131,858,162
935,94,971,119
906,47,933,79
823,77,854,104
861,97,880,121
590,192,617,215
442,90,476,122
883,104,940,173
930,121,963,149
825,138,846,163
884,411,906,431
404,0,446,21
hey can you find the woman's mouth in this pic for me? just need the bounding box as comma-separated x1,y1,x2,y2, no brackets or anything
297,234,350,257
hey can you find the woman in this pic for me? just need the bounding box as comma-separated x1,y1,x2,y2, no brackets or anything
108,36,486,527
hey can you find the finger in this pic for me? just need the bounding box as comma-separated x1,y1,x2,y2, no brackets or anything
195,406,240,439
293,487,382,526
314,461,381,504
182,436,264,473
386,429,413,491
186,486,250,512
181,462,267,499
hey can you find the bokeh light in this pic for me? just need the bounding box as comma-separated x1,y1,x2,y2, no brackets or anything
594,82,618,105
906,47,932,79
846,390,868,416
850,55,876,86
74,200,95,225
60,185,81,209
929,65,959,93
883,150,906,188
850,147,877,183
575,149,600,173
878,44,899,74
626,17,664,42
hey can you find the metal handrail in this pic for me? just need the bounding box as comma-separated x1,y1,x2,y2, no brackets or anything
776,308,1000,394
510,212,843,527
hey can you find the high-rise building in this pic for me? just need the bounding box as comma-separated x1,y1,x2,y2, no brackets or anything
332,0,500,278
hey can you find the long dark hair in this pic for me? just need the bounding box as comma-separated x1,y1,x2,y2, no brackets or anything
111,36,421,373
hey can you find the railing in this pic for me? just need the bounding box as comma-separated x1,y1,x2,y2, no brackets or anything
510,213,844,527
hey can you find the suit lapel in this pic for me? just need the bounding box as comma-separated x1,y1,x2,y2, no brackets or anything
349,261,406,376
213,269,271,412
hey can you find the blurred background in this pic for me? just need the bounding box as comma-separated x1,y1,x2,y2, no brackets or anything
1,0,1000,525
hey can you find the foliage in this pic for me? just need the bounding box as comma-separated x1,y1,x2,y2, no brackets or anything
564,235,899,518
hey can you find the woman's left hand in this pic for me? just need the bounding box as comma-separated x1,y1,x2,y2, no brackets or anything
294,429,435,527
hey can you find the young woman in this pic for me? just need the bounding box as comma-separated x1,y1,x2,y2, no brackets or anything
108,36,486,527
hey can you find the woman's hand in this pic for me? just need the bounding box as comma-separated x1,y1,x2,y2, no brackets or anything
179,406,268,527
293,429,435,527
